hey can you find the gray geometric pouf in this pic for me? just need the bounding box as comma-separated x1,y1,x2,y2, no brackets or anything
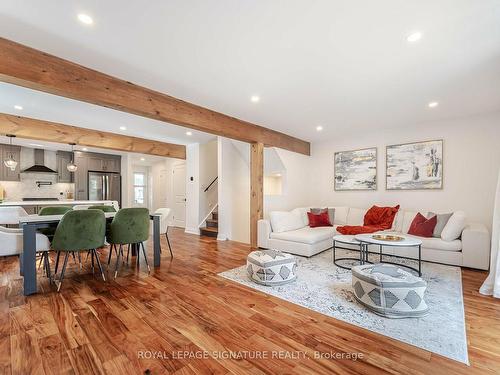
352,263,429,318
247,250,297,286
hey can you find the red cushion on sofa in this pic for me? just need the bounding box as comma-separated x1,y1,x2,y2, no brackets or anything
364,204,400,227
408,213,437,237
307,212,332,228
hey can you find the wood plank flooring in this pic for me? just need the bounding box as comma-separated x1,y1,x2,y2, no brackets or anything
0,228,499,374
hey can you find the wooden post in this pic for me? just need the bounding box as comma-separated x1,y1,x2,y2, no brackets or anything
250,142,264,248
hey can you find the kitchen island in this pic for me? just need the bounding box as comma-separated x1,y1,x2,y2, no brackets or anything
0,200,119,213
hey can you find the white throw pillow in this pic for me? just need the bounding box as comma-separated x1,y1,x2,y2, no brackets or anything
440,211,466,241
291,208,309,227
269,211,305,233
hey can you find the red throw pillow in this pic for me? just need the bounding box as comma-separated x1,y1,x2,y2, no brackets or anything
307,212,332,228
408,213,437,237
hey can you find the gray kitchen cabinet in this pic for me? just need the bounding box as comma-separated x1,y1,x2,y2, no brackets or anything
0,144,21,181
73,151,121,200
74,153,89,200
56,151,74,183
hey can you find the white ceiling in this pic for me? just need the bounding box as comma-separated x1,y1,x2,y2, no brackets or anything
1,1,500,144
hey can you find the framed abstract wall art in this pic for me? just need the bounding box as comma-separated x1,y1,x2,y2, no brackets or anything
334,147,377,191
386,139,443,190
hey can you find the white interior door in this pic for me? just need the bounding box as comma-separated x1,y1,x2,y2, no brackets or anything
172,164,186,228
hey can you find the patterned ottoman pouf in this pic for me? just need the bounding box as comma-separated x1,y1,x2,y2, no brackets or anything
247,250,297,286
352,263,429,318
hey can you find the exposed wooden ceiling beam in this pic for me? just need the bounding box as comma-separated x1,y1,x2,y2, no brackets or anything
0,113,186,159
0,38,310,156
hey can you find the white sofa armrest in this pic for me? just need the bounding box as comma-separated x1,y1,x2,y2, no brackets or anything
258,219,272,249
461,223,490,270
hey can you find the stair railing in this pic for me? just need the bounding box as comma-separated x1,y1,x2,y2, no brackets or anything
204,176,218,193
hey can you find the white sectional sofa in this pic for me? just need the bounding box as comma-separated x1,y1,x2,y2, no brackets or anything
258,206,490,270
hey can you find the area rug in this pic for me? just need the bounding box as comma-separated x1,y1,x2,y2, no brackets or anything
218,249,468,364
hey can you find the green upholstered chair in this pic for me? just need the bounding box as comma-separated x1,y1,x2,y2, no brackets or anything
52,209,106,291
88,205,117,213
107,207,150,278
38,206,73,238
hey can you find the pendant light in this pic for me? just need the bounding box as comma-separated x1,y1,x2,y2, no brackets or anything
67,143,78,172
4,134,18,171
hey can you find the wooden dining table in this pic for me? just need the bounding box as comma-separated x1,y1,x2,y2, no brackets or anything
19,212,162,295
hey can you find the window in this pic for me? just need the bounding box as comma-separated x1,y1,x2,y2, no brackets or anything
133,172,146,204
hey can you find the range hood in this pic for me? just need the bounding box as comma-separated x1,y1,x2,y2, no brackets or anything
21,149,58,174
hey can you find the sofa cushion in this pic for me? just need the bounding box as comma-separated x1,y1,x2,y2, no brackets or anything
428,212,453,238
291,208,309,227
270,226,336,244
408,213,437,237
269,211,305,233
331,206,349,225
441,211,466,241
347,207,367,225
404,234,462,252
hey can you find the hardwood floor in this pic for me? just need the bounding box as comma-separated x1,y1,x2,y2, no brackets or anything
0,228,499,374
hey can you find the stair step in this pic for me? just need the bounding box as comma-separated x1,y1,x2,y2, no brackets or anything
206,219,218,228
200,226,218,238
212,212,218,220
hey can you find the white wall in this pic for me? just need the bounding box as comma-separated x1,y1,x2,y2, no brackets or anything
218,137,250,243
307,112,500,231
185,143,200,234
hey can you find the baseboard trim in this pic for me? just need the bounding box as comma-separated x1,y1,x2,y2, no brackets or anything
185,228,200,235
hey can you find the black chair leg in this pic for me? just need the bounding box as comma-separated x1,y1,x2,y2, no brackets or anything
57,252,70,292
165,228,173,258
93,249,106,281
91,251,95,274
107,244,115,265
114,244,123,279
126,244,130,263
54,251,61,274
45,252,52,285
38,253,44,269
140,242,151,273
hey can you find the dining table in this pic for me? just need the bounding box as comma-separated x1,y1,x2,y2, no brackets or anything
19,212,162,295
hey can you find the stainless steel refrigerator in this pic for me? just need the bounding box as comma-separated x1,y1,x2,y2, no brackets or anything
88,172,121,204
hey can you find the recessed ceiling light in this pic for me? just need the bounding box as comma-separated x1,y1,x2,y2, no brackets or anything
407,31,422,43
77,13,93,25
82,147,88,151
428,101,439,108
250,95,260,103
14,105,23,110
140,157,145,161
119,126,127,130
186,131,192,136
316,125,323,131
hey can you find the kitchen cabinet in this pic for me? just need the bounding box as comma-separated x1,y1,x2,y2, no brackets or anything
74,151,121,200
74,153,89,200
0,144,21,181
56,151,74,183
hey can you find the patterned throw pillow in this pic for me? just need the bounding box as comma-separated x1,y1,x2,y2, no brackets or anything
310,207,335,225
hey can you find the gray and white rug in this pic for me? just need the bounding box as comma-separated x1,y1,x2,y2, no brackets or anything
219,249,468,364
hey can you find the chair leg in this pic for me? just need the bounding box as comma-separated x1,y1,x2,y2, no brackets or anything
38,253,44,269
54,251,61,274
107,244,115,265
114,244,123,279
93,249,106,281
126,244,130,263
78,252,82,270
91,251,95,274
45,252,52,285
165,228,173,258
57,252,70,292
140,242,151,273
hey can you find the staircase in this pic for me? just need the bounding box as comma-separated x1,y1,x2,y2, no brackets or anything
200,211,218,238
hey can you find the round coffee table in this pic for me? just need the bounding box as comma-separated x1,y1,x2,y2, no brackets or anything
332,235,371,270
354,234,423,276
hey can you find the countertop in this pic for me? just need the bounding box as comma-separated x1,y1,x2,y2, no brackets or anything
0,200,118,207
